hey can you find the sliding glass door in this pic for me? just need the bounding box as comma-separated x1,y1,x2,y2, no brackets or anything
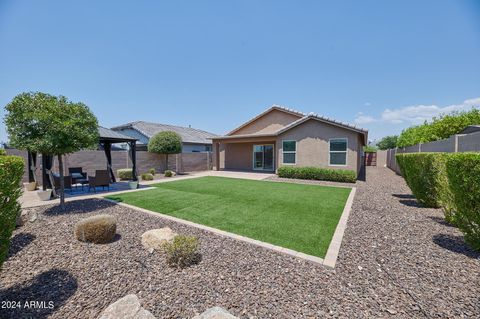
253,144,274,171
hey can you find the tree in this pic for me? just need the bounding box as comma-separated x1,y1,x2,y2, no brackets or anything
148,131,182,171
376,135,398,150
4,92,99,210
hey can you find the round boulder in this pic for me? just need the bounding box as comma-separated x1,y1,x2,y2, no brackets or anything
141,227,177,253
74,214,117,244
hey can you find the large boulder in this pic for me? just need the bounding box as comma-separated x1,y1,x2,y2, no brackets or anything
98,294,155,319
74,214,117,244
141,227,177,253
193,307,238,319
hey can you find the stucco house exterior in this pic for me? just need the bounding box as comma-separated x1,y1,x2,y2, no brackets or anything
111,121,217,152
212,105,368,176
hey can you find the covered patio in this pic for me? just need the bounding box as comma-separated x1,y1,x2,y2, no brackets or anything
212,135,278,172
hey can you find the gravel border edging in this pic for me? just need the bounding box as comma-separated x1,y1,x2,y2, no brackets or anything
323,187,356,268
104,188,356,268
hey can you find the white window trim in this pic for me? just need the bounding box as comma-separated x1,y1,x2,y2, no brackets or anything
282,140,297,165
329,138,348,166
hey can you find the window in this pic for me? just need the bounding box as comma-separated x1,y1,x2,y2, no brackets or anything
282,140,296,164
329,138,347,165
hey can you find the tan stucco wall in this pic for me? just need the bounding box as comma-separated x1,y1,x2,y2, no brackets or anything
276,119,360,173
231,109,301,135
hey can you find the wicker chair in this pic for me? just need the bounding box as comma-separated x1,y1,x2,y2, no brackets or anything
53,174,73,194
88,170,110,192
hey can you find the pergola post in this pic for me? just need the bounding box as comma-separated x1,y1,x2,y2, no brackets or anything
129,141,138,183
103,142,116,183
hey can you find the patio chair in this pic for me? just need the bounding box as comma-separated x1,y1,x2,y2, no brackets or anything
53,174,73,194
88,170,110,192
68,167,87,180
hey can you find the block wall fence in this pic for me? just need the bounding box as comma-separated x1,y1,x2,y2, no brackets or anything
5,149,212,183
386,131,480,175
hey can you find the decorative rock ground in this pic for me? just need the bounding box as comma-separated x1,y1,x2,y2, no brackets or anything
192,307,238,319
98,294,155,319
141,227,177,253
74,214,117,244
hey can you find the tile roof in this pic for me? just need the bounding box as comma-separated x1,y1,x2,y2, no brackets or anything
111,121,218,144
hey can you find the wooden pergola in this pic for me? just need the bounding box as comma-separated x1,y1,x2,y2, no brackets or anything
27,126,138,190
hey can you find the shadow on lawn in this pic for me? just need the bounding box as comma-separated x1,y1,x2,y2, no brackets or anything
8,233,36,258
0,269,78,319
432,234,480,259
44,198,117,216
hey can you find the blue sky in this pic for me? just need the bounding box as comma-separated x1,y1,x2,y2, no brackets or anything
1,0,479,142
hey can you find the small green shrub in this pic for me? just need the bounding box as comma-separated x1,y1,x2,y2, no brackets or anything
396,153,454,219
0,155,24,268
148,168,155,175
0,149,6,156
163,235,199,268
141,173,154,181
164,170,173,177
277,166,356,183
446,153,480,250
117,168,133,180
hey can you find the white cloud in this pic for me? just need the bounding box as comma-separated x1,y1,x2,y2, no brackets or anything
364,102,371,107
354,97,480,125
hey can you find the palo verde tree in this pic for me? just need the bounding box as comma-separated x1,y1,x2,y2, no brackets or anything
5,92,99,210
148,131,182,171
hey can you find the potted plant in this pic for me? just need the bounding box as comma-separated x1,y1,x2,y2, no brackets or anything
24,181,37,191
128,180,138,189
37,189,52,201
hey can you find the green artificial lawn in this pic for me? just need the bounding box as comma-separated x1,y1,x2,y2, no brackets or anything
106,176,351,258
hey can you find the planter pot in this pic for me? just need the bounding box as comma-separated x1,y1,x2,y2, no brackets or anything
37,190,52,201
24,182,37,191
128,181,138,190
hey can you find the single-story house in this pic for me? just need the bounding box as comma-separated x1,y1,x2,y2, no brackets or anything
212,105,368,175
111,121,217,152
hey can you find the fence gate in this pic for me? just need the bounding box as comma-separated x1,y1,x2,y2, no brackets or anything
365,152,377,166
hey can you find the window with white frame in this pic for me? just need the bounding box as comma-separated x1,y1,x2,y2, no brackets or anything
329,138,347,165
282,140,296,164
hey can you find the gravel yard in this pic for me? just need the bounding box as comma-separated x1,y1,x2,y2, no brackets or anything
1,167,479,318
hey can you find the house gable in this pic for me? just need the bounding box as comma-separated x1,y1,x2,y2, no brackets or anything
228,107,303,136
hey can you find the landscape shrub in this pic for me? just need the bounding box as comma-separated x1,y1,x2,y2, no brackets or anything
0,155,24,269
396,153,454,217
162,235,199,268
164,170,173,177
0,149,6,156
277,166,356,183
148,168,155,175
117,168,133,180
74,214,117,244
446,153,480,250
141,173,154,181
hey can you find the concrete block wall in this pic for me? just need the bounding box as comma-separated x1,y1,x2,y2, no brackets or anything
6,149,212,183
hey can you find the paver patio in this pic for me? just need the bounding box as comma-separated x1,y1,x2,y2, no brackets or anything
1,167,479,318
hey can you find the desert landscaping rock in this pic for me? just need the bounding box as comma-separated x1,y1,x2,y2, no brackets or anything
141,227,177,253
74,214,117,244
0,168,479,318
98,294,156,319
192,307,239,319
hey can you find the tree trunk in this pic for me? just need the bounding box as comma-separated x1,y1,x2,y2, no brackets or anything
57,154,65,210
165,154,169,171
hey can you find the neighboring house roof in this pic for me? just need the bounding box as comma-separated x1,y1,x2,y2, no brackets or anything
98,126,137,142
459,125,480,135
217,105,368,144
111,121,217,144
